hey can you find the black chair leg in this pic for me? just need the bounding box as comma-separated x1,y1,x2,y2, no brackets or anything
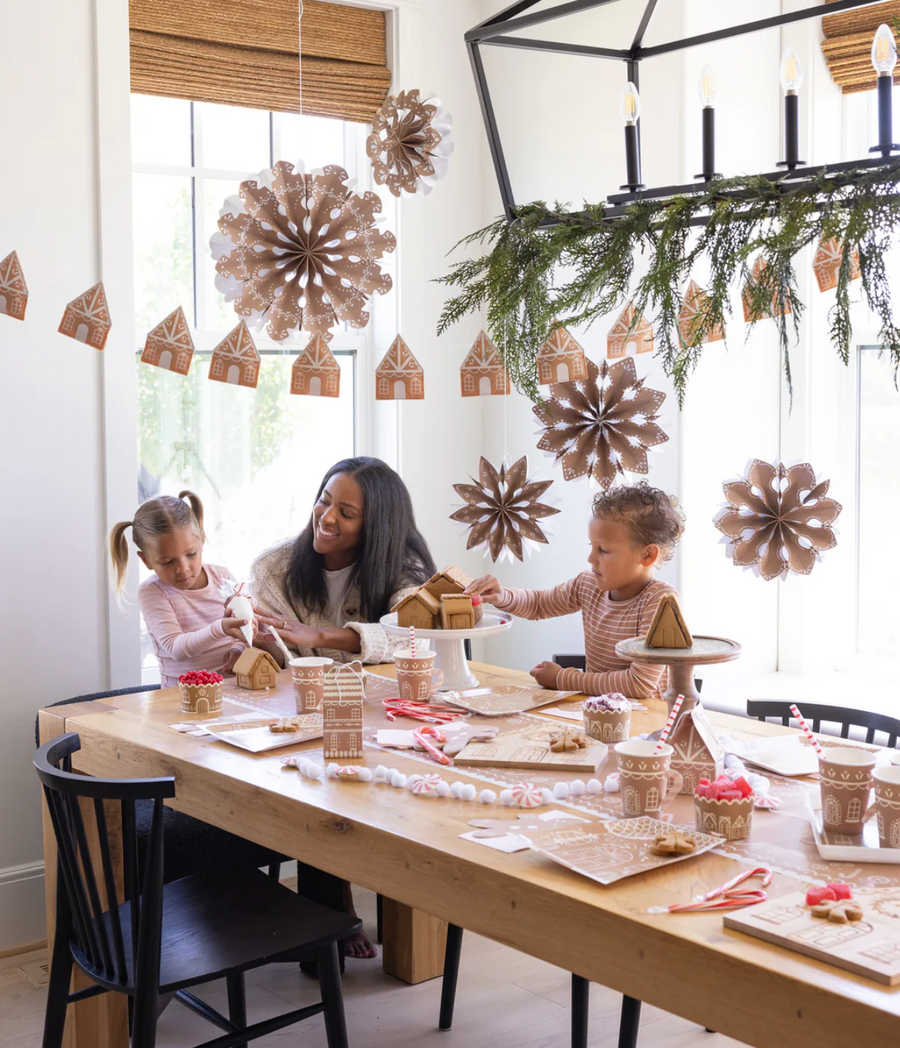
132,985,161,1048
571,975,590,1048
376,892,384,944
226,972,248,1048
317,942,349,1048
41,940,73,1048
439,923,464,1030
618,995,642,1048
266,861,281,880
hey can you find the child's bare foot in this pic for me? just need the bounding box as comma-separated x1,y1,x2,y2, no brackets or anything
341,927,377,959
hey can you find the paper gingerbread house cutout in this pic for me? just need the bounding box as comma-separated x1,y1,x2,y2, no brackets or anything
209,320,260,388
677,280,724,347
423,565,473,601
536,326,587,385
607,301,654,359
440,593,475,631
646,592,693,649
376,335,424,400
232,648,280,690
322,664,365,759
141,306,194,375
668,704,725,794
58,282,112,350
741,257,792,323
813,238,862,294
393,589,440,630
291,332,341,397
0,251,28,321
460,331,510,397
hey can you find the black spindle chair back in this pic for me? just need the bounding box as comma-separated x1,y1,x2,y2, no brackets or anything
746,701,900,749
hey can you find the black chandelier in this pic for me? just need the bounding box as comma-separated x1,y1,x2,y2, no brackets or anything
466,0,900,225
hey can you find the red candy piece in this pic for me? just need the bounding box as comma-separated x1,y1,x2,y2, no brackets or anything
470,593,483,606
733,776,754,798
828,882,852,900
179,669,223,686
806,885,838,906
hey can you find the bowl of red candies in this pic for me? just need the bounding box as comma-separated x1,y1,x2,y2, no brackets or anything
693,774,755,840
178,670,224,715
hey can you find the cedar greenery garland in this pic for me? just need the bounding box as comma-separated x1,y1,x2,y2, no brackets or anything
437,161,900,405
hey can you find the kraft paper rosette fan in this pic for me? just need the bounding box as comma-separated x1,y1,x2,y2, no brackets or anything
367,89,454,197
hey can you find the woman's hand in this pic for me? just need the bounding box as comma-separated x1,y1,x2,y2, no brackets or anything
465,574,503,604
255,610,323,651
530,661,561,689
221,615,256,642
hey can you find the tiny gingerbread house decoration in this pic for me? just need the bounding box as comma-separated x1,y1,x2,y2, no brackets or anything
607,301,654,359
536,326,587,384
376,335,424,400
322,663,365,759
677,280,724,347
0,251,28,320
460,331,510,397
440,593,475,631
813,238,862,294
393,588,441,630
423,565,473,601
58,282,112,350
233,648,280,690
209,320,260,388
741,257,793,323
291,331,341,397
668,704,725,794
646,592,693,649
141,306,194,375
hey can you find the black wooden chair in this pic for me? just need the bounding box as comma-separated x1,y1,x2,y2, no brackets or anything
36,732,358,1048
746,701,900,747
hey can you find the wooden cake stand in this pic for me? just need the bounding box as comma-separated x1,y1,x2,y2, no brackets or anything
615,634,741,716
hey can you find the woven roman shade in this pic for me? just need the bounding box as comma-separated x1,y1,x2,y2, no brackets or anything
822,0,900,94
129,0,390,123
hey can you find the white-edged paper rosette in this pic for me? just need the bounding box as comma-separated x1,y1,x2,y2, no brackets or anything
367,89,453,197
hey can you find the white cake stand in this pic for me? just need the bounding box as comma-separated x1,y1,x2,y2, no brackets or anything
379,611,513,691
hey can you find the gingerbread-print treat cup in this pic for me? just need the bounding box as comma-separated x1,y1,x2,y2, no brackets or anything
289,657,334,713
818,747,876,834
614,739,683,818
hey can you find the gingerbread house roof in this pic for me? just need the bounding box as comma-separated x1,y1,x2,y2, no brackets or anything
646,592,693,649
678,280,724,346
232,648,280,676
392,588,441,616
141,306,195,373
0,251,28,317
461,331,508,375
376,335,423,379
213,320,260,365
536,327,587,368
427,565,473,592
813,238,861,293
59,282,112,347
668,704,724,766
742,257,792,322
294,332,340,375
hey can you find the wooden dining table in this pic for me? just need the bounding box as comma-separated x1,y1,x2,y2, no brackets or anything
38,661,900,1048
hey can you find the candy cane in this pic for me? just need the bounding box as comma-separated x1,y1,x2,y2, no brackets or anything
656,694,684,753
705,866,773,900
654,867,773,914
414,725,452,766
790,704,824,757
382,697,468,724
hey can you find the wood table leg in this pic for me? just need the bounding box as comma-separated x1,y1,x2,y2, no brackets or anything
38,708,129,1048
380,898,448,984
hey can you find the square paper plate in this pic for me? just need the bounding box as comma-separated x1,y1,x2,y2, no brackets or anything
441,685,579,717
806,798,900,864
204,714,323,753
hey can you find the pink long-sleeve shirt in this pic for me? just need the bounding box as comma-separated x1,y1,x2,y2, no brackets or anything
138,564,242,687
493,574,676,700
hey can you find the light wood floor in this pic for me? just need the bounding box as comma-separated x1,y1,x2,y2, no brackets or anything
0,888,746,1048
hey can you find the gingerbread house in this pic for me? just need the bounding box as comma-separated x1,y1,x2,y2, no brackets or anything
376,335,424,400
292,332,341,397
646,592,693,649
58,282,112,350
393,589,440,630
440,593,475,631
741,257,793,323
423,565,473,600
536,326,587,384
233,648,280,690
0,251,28,320
677,280,724,347
667,704,725,794
141,306,194,375
322,664,365,759
607,301,653,359
460,331,510,397
209,320,260,388
813,238,862,294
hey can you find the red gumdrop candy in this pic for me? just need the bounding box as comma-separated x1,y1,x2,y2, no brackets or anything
720,789,742,801
698,778,710,787
806,885,837,906
827,882,852,900
733,776,755,798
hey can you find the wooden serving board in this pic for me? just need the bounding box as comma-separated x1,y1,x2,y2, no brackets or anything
453,724,606,773
725,888,900,985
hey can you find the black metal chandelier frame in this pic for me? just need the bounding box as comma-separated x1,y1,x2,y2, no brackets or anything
466,0,898,225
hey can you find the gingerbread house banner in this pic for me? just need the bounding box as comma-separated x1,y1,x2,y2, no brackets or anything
813,238,862,294
292,331,341,397
208,319,260,388
58,282,112,350
376,335,424,400
460,330,511,397
677,280,724,347
0,251,28,321
741,257,793,323
536,326,587,385
141,306,195,375
668,704,725,795
607,301,653,359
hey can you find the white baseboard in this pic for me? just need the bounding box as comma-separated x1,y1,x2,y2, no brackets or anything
0,862,46,952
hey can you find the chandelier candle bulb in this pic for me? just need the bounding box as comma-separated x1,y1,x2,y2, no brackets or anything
779,48,803,170
697,65,718,180
620,82,644,191
871,24,898,158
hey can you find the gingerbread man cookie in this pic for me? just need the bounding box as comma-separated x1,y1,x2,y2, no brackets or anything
810,899,864,924
649,830,697,857
549,730,588,753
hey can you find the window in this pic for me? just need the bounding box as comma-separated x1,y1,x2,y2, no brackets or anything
132,95,369,681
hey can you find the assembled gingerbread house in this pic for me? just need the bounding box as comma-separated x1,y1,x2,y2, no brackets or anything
291,332,341,397
813,238,862,294
667,704,725,794
322,664,365,759
58,282,112,350
375,335,424,400
741,257,793,323
460,331,510,397
607,301,653,359
393,589,441,630
677,280,724,347
0,251,28,321
141,306,194,375
423,565,473,600
440,593,475,630
209,320,260,388
646,592,693,649
536,326,587,384
233,648,280,690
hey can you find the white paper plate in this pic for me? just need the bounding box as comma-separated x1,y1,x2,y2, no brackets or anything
806,798,900,864
204,714,323,753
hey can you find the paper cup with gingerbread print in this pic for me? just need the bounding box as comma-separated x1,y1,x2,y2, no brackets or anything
818,747,876,834
614,739,683,818
867,766,900,848
393,648,443,702
289,657,333,713
583,695,631,744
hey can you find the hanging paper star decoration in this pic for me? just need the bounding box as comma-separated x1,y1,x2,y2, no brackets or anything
450,456,560,563
714,459,842,581
367,89,453,197
533,357,668,489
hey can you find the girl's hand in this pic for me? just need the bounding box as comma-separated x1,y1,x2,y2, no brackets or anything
530,661,561,689
255,610,323,651
222,615,256,642
465,575,503,603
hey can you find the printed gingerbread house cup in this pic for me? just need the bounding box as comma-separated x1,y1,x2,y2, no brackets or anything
870,766,900,849
667,705,725,795
583,695,631,744
694,794,754,840
614,739,683,818
290,657,334,713
819,748,876,834
393,648,443,702
178,673,223,715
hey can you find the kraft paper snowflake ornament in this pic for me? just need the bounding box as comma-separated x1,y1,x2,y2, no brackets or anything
211,161,395,341
813,238,862,294
714,459,842,581
367,89,453,197
450,455,560,563
141,306,194,375
534,356,669,489
0,250,28,320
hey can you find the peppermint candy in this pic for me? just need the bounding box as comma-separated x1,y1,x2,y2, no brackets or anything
508,782,544,809
409,773,443,796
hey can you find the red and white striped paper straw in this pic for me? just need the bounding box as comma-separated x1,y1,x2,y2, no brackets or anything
790,703,824,757
656,694,684,752
410,625,416,658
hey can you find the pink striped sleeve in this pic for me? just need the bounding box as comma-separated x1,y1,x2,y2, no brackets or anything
138,584,227,661
492,577,584,621
557,661,666,700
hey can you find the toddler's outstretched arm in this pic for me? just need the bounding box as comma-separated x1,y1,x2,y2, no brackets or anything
466,575,582,621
